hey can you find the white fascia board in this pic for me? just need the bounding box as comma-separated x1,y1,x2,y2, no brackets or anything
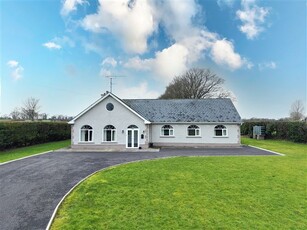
151,122,241,125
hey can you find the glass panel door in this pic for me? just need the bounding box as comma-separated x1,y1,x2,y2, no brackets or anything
133,130,138,147
127,130,132,147
127,129,139,148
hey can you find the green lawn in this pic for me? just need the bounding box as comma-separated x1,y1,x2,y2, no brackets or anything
0,140,71,163
51,138,307,230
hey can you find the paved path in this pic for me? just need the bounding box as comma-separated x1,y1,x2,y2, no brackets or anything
0,146,278,230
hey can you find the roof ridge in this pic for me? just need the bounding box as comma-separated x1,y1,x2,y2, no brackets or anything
123,98,231,101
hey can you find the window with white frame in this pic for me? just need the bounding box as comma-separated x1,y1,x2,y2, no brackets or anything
80,125,93,142
187,125,200,136
214,125,227,137
161,125,174,136
103,125,116,142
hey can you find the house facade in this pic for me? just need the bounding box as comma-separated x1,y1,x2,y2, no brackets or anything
68,92,242,150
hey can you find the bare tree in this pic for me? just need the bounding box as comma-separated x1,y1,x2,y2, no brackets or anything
290,100,305,121
10,107,22,120
159,68,234,100
38,113,48,120
21,97,40,121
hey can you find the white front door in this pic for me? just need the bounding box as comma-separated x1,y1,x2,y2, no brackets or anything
126,129,139,148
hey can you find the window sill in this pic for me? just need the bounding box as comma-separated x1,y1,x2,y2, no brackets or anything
186,136,201,138
213,136,228,138
101,141,118,143
160,136,175,138
78,141,94,144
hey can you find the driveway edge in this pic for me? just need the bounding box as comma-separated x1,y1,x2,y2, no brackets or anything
248,145,285,156
0,150,54,166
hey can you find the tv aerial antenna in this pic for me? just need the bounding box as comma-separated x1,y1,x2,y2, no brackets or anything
105,75,126,93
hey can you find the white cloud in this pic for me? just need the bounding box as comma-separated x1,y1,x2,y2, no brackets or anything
7,60,24,80
211,39,245,70
180,30,217,63
236,0,269,39
152,43,189,81
80,0,251,81
7,60,19,68
61,0,88,16
100,57,118,77
11,66,24,81
125,33,248,80
124,43,189,82
99,68,112,77
124,56,152,71
154,0,199,41
82,0,156,54
53,36,75,48
101,57,117,67
246,62,254,69
43,42,62,50
83,41,104,55
43,36,75,51
258,61,277,70
116,82,160,99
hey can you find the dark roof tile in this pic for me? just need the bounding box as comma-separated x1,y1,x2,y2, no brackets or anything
122,98,241,123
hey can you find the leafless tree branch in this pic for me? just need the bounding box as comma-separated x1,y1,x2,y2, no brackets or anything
159,68,235,101
21,97,40,121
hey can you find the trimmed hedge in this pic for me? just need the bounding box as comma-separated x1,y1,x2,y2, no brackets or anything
0,122,71,150
241,121,307,143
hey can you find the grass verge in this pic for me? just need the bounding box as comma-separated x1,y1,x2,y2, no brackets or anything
0,140,71,163
51,138,306,229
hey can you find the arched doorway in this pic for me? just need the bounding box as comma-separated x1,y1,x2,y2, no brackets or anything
126,125,139,148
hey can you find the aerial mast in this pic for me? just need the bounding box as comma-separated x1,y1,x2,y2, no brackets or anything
105,75,125,93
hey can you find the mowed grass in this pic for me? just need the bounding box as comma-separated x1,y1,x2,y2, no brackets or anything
51,138,306,230
0,140,71,163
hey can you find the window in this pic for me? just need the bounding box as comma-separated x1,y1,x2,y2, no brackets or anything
106,103,114,111
128,125,138,129
161,125,174,136
187,125,200,136
80,125,93,142
214,125,227,137
103,125,116,142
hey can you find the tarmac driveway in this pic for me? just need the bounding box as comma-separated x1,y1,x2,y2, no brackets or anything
0,146,279,230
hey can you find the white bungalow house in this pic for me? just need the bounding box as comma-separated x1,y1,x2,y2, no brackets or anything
68,92,242,150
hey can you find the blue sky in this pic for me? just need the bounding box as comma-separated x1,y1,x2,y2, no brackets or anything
1,0,306,119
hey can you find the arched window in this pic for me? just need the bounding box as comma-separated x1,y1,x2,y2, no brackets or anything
80,125,93,142
103,125,116,142
161,125,174,136
214,125,227,137
187,125,200,136
128,125,138,129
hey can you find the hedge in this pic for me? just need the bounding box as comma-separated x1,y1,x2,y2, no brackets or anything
241,121,307,143
0,122,71,150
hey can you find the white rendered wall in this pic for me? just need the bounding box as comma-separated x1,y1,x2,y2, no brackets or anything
151,123,240,146
72,96,147,147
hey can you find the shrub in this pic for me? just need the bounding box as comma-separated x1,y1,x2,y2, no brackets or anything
0,122,70,150
241,121,307,143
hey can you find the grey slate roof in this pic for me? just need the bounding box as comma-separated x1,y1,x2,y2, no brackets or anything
123,98,241,123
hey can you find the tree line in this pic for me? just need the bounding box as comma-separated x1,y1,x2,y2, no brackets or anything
2,97,73,122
